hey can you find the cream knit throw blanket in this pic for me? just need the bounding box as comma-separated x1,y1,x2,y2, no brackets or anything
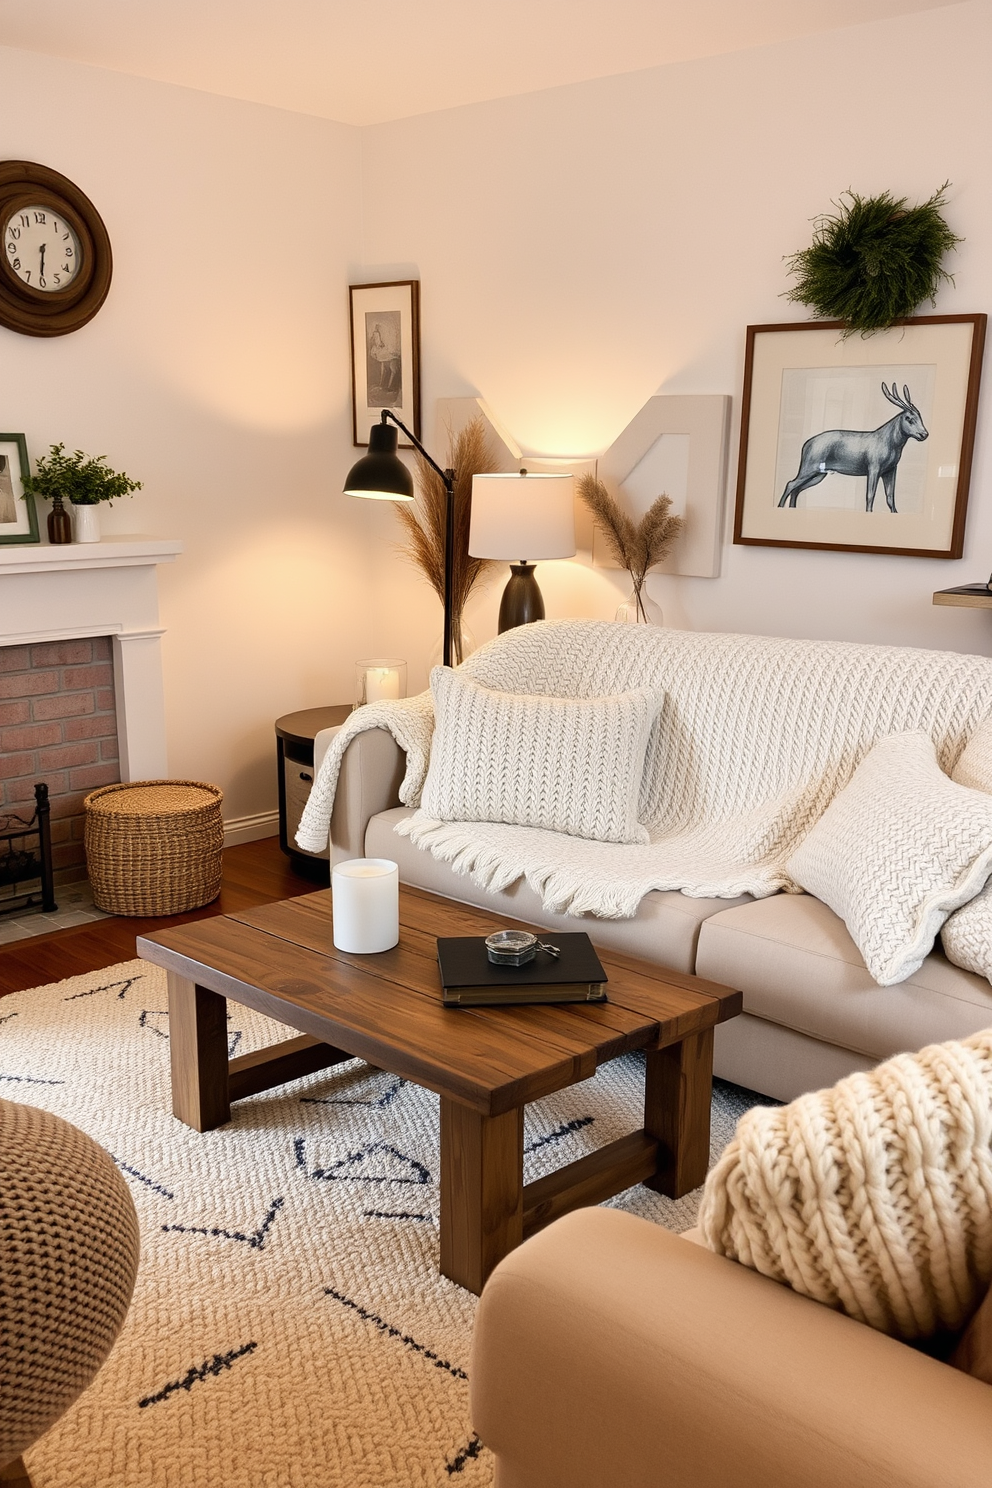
697,1031,992,1340
296,620,992,918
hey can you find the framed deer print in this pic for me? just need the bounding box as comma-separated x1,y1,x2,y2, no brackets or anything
734,315,986,558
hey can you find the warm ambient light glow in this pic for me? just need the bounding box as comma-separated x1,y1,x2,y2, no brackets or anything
343,485,414,500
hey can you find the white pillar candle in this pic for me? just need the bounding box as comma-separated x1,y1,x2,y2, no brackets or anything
331,858,399,953
355,658,407,708
366,666,401,702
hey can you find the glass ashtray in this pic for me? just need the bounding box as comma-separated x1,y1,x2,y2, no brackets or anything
485,930,537,967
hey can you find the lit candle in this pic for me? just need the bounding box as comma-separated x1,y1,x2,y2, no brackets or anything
331,858,399,953
366,666,401,702
355,658,407,708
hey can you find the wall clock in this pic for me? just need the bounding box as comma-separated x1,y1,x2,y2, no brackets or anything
0,161,112,337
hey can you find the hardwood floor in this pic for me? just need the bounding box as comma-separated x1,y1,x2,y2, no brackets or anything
0,838,325,996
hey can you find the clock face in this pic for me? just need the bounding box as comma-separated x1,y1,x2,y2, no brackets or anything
3,204,81,293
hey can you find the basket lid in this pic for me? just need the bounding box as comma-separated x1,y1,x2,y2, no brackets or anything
84,780,222,817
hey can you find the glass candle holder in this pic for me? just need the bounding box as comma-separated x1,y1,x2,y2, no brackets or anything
355,658,407,707
331,858,399,953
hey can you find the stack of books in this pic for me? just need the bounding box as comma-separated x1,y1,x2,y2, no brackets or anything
437,932,608,1007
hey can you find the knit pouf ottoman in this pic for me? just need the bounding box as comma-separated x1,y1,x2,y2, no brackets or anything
84,779,224,916
0,1100,140,1484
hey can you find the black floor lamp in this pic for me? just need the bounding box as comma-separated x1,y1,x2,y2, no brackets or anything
343,410,457,668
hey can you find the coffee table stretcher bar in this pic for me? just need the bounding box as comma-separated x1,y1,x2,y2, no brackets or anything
138,887,741,1295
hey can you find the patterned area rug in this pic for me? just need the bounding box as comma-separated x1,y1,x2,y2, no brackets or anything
2,959,770,1488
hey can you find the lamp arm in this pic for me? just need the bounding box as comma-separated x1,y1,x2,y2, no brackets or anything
377,412,457,669
377,410,451,488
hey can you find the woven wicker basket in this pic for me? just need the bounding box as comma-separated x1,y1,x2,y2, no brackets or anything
84,779,224,917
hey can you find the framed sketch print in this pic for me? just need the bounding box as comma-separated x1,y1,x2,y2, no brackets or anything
349,280,421,447
734,314,986,558
0,433,38,545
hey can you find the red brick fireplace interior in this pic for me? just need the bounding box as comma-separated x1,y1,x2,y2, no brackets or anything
0,637,121,896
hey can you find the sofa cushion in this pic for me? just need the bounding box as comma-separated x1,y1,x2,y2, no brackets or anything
696,894,992,1063
942,721,992,981
785,732,992,985
952,718,992,793
942,882,992,982
421,666,663,845
366,807,747,974
951,1279,992,1385
698,1028,992,1340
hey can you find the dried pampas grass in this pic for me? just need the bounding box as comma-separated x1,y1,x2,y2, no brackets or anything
396,418,501,660
578,475,684,622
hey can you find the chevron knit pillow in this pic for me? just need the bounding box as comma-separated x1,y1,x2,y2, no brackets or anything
951,717,992,794
942,720,992,981
420,666,663,845
786,732,992,985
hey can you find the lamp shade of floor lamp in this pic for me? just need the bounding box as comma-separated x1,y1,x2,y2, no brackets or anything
469,470,576,632
342,410,459,669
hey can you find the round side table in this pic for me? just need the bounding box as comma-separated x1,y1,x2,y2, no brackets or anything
275,705,351,880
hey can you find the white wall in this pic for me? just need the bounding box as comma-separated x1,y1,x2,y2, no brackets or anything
3,8,991,828
0,47,368,824
361,0,992,686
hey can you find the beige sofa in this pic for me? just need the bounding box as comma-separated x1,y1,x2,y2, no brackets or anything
468,1206,992,1488
325,722,992,1102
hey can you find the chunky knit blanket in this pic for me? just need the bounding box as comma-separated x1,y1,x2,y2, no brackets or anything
697,1030,992,1341
296,620,992,918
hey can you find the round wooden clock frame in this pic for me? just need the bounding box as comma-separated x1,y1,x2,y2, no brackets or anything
0,161,112,337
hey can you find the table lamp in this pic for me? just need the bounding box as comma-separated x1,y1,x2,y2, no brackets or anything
469,470,576,632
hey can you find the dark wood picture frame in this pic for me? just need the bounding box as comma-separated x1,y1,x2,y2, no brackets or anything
0,432,38,545
349,279,421,447
0,161,113,338
733,314,986,559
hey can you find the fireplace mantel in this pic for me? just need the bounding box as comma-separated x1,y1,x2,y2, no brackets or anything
0,536,182,576
0,535,183,780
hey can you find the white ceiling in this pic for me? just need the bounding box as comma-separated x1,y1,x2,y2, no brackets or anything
0,0,964,126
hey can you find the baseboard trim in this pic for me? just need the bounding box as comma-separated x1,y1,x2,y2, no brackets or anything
223,810,280,847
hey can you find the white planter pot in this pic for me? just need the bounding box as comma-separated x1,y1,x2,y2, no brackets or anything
73,505,101,543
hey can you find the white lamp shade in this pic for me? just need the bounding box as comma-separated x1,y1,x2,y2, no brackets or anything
469,472,576,561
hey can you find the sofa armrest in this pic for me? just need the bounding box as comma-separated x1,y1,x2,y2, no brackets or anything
327,727,406,867
470,1207,992,1488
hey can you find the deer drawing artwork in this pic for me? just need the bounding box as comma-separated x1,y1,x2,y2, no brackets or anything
778,382,928,513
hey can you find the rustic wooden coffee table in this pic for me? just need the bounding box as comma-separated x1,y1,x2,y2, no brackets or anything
137,886,741,1294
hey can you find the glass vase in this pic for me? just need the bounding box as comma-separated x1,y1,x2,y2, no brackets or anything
47,494,72,545
428,617,476,671
615,585,663,627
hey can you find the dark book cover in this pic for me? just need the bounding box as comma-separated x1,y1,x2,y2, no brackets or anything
437,932,608,1006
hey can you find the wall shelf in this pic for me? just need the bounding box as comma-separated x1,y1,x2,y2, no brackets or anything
933,585,992,610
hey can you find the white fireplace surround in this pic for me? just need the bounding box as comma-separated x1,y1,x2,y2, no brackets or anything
0,537,182,781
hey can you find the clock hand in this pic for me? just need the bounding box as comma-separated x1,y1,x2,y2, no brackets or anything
39,243,46,276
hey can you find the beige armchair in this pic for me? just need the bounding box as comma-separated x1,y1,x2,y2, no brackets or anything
470,1207,992,1488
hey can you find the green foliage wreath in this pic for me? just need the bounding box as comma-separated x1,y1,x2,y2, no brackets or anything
784,184,961,334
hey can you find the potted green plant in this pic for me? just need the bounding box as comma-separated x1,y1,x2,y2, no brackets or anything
22,443,142,545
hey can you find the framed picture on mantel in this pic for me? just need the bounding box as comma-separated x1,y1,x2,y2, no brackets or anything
350,280,421,447
0,432,38,545
734,314,987,559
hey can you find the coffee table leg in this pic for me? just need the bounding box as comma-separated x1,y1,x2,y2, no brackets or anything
439,1099,524,1294
644,1027,714,1199
168,971,231,1132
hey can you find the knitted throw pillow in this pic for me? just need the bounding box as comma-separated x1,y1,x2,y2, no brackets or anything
697,1030,992,1341
951,717,992,794
420,666,663,844
785,732,992,985
942,720,992,980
